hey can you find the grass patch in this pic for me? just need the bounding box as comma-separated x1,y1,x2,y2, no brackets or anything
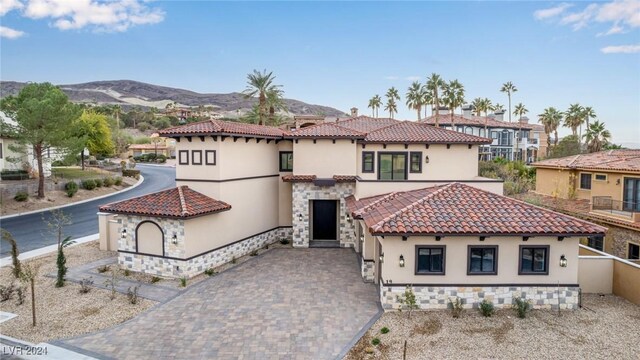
52,167,105,180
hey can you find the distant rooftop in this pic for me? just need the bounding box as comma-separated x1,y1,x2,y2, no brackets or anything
531,150,640,173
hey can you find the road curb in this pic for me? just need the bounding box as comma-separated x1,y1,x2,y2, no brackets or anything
0,234,99,267
0,175,144,221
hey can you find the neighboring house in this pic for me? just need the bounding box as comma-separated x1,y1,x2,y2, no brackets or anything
127,135,176,158
531,150,640,261
98,116,605,310
419,112,547,163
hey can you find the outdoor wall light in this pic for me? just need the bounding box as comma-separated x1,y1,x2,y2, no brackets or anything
560,255,568,268
425,155,430,164
298,213,303,222
121,229,127,239
379,253,384,263
399,255,405,267
172,234,178,245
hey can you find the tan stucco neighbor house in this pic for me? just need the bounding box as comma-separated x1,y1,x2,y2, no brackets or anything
98,116,605,310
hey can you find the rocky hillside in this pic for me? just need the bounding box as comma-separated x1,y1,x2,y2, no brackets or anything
0,80,346,117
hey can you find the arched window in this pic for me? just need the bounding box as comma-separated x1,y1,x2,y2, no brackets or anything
135,221,164,256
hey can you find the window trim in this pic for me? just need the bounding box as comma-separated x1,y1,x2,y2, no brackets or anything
205,150,216,165
409,151,422,173
628,242,640,260
467,245,498,275
594,173,607,182
362,151,375,173
579,172,592,190
518,245,550,275
191,150,202,165
279,151,293,172
377,151,408,181
415,245,446,275
178,150,189,165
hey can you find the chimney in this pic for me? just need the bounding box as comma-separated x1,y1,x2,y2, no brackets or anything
350,107,358,117
462,105,473,119
437,106,449,116
519,116,529,124
493,110,505,121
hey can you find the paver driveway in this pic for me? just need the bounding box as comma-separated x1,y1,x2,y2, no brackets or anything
57,248,381,360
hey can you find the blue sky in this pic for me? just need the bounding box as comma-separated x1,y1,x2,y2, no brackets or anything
1,1,639,144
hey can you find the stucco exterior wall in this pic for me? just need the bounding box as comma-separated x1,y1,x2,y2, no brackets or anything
613,260,640,305
293,139,356,177
535,168,574,199
355,180,503,198
377,235,579,285
578,257,613,293
175,137,220,182
535,167,638,203
219,137,279,179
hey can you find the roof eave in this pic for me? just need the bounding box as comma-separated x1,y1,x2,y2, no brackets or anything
99,206,231,220
369,232,606,237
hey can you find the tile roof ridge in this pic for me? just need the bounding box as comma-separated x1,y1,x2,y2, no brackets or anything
329,122,368,135
370,183,454,231
356,191,400,216
177,185,189,217
364,119,407,135
566,154,583,168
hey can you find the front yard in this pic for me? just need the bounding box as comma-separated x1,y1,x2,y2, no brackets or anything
346,294,640,359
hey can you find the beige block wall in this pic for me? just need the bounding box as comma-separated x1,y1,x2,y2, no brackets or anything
220,137,279,179
357,144,479,181
378,235,579,285
578,257,613,293
613,260,640,305
355,180,503,198
293,139,356,177
175,137,220,181
535,168,575,199
278,141,293,226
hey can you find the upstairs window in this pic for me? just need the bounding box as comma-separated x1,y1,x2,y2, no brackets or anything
279,151,293,172
580,173,592,190
629,243,639,260
410,152,422,173
362,152,374,173
594,174,607,181
587,236,604,251
378,153,407,180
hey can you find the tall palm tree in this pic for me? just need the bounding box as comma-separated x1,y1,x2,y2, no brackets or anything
405,81,424,120
583,120,611,153
481,98,492,117
426,73,445,126
493,103,505,113
539,107,563,154
443,80,465,130
581,106,596,146
421,86,432,119
266,87,287,125
384,98,398,119
242,69,281,125
500,81,518,122
563,103,584,137
369,95,382,118
471,97,483,117
368,96,377,117
513,102,529,161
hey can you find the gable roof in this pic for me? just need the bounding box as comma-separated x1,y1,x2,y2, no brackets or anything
285,122,366,138
531,150,640,173
334,116,400,132
158,119,285,138
346,183,606,237
420,114,544,131
99,186,231,219
363,121,492,144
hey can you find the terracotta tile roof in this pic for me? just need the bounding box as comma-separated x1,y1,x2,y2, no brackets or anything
364,121,492,144
333,175,358,183
282,174,316,182
531,150,640,173
420,114,544,131
128,144,170,150
285,123,366,138
347,183,606,236
99,186,231,219
335,116,400,133
158,119,285,138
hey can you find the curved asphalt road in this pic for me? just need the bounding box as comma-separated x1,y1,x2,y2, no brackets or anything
0,164,175,256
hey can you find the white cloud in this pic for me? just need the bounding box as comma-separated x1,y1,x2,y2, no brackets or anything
533,3,573,20
0,25,25,38
600,43,640,53
0,0,23,16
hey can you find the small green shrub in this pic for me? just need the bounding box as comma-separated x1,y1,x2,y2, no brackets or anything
122,169,140,178
396,286,419,318
279,238,290,245
127,286,139,304
114,177,123,186
79,278,94,294
180,277,187,287
94,178,103,188
479,299,495,317
513,297,531,319
250,250,259,256
231,257,237,264
371,338,380,346
380,327,390,334
81,179,97,190
156,154,167,163
13,191,28,202
150,276,161,284
204,268,217,276
449,297,464,318
123,269,131,277
15,287,24,305
103,177,115,187
97,265,110,273
0,283,15,302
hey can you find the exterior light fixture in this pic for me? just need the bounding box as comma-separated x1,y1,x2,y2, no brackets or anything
379,253,384,263
560,255,567,267
399,255,405,267
425,155,430,164
121,229,127,239
172,234,178,245
298,213,303,222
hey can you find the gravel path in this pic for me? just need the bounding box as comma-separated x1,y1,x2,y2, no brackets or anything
346,294,640,360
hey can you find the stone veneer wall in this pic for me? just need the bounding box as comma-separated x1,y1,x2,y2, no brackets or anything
361,259,375,283
118,215,186,258
291,182,356,248
119,224,293,278
380,285,580,310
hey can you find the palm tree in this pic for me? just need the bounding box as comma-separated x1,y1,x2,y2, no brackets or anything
421,86,432,119
405,81,424,120
369,95,382,118
539,107,563,154
384,98,398,119
242,69,281,125
481,98,492,117
581,106,596,146
471,98,483,117
500,81,518,122
443,80,465,130
111,104,122,128
266,87,287,125
563,103,584,137
426,73,445,126
513,102,529,161
493,103,505,113
583,120,611,153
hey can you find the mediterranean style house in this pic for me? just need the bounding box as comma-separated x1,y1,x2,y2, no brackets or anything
98,116,605,310
419,112,547,163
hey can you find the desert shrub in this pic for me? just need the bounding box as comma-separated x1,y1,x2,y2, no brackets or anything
279,238,290,245
449,297,464,318
79,278,94,294
122,169,140,178
94,178,103,188
81,179,97,190
14,191,28,202
154,117,171,129
97,264,110,273
137,122,152,132
103,177,115,187
371,338,380,346
114,176,123,186
104,270,119,300
156,154,167,163
150,276,161,284
65,181,78,197
127,286,140,304
479,299,495,317
513,297,531,319
380,327,390,334
231,257,237,264
180,277,187,287
396,286,419,318
15,286,24,305
0,283,15,302
250,250,259,256
204,268,217,276
123,269,131,277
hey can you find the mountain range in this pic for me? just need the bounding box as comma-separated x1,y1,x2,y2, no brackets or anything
0,80,346,117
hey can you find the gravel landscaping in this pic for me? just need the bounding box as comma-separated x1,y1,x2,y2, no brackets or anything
346,294,640,360
0,241,156,343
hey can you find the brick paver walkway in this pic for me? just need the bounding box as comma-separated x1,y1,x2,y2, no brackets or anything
56,248,381,360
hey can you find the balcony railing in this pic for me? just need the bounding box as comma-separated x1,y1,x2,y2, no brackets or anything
592,196,639,219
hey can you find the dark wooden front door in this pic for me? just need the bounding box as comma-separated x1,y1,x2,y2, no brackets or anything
312,200,338,240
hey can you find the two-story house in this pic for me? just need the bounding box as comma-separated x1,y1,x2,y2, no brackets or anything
98,116,604,310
